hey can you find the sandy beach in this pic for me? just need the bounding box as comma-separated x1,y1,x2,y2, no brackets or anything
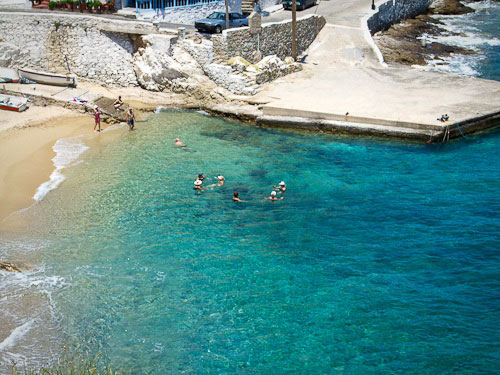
0,108,93,227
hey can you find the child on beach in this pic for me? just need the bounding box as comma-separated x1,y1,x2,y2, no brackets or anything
93,106,101,132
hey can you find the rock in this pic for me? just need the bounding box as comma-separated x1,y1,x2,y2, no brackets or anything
228,56,251,73
428,0,474,15
0,42,22,67
256,55,283,71
0,261,22,272
373,15,476,67
284,56,295,64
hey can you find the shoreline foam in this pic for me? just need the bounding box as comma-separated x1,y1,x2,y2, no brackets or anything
33,137,89,202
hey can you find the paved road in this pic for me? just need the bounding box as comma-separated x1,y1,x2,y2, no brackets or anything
254,0,500,131
262,0,373,27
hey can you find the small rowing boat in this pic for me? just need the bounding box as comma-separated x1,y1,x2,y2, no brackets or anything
18,68,77,88
0,94,28,112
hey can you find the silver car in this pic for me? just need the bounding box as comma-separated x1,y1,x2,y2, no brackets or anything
195,12,249,34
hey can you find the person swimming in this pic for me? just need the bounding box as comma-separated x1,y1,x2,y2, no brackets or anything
233,191,245,202
273,181,286,192
193,179,203,190
266,190,283,201
217,175,225,186
197,173,206,182
175,138,185,147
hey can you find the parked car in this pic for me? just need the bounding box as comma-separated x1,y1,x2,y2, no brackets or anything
195,12,249,34
283,0,316,11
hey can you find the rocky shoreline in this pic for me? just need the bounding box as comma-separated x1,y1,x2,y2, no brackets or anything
373,0,496,67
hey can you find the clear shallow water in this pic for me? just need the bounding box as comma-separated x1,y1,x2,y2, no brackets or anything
1,111,499,373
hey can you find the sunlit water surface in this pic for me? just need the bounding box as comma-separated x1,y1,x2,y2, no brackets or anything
1,110,499,374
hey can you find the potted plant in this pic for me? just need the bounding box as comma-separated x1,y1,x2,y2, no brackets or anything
106,0,115,12
94,0,102,13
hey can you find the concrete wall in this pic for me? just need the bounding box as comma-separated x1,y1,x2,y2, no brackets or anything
367,0,432,34
214,14,325,61
0,13,155,86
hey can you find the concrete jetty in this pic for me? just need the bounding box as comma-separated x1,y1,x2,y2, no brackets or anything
254,0,500,140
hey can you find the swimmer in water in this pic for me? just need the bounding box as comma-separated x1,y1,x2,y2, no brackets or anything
193,179,203,190
273,181,286,192
206,175,225,189
175,138,185,147
197,173,206,182
233,191,245,202
266,190,283,201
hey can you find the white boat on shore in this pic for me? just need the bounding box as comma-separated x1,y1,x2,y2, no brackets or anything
0,94,28,112
18,68,78,88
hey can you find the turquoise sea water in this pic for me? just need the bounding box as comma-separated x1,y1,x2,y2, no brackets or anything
1,2,500,373
1,110,499,374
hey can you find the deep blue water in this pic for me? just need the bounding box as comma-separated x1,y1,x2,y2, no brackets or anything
1,111,498,374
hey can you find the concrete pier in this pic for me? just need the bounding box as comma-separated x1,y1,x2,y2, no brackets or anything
254,1,500,140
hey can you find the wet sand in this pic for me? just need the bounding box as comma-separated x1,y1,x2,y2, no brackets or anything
0,112,93,227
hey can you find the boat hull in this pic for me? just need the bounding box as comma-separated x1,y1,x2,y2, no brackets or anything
0,94,28,112
18,68,77,88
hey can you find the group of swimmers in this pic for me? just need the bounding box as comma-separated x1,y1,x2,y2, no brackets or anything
233,180,286,202
93,96,135,132
175,137,287,202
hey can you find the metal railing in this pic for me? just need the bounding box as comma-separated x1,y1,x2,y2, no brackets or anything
136,0,222,12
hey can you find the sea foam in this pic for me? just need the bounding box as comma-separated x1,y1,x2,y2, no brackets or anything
0,320,34,352
34,137,89,201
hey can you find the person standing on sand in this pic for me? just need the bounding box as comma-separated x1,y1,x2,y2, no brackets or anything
126,108,135,131
93,106,101,132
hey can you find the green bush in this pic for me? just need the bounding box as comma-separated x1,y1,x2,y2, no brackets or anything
94,0,102,6
48,0,56,9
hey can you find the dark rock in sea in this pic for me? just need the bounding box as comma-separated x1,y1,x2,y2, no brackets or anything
428,0,474,15
0,261,23,272
373,4,476,67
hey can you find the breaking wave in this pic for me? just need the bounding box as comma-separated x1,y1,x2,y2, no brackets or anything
33,137,89,201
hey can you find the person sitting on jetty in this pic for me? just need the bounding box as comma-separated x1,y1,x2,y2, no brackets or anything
193,179,203,190
113,96,124,111
93,106,101,132
438,114,450,122
266,191,283,201
233,192,245,202
175,138,186,147
126,108,135,131
273,181,286,192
